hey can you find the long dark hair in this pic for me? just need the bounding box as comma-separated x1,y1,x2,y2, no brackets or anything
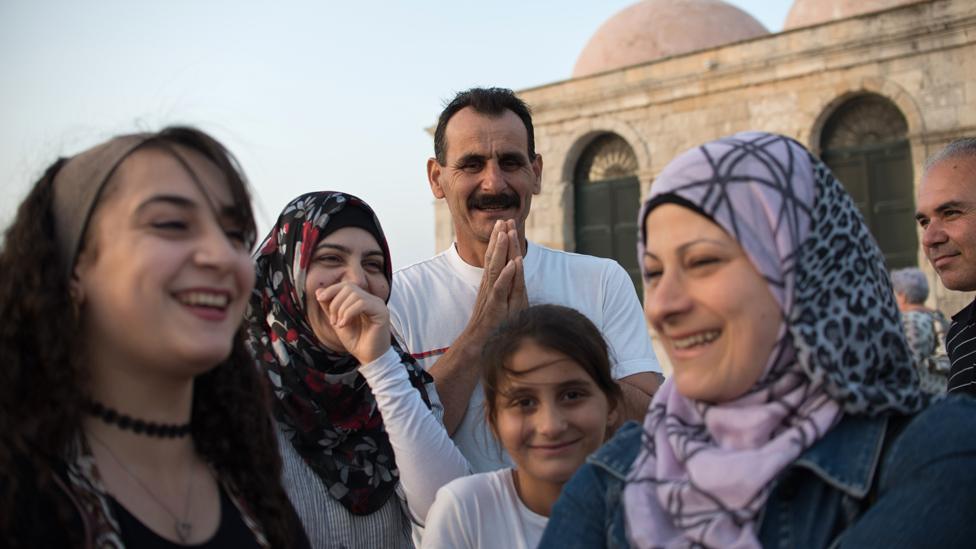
481,304,623,434
0,127,297,547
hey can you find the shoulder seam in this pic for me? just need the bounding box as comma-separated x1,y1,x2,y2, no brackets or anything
393,250,450,276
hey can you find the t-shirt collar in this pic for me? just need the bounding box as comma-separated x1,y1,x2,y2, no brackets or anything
448,240,539,286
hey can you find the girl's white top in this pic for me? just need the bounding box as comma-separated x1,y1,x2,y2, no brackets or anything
422,468,548,549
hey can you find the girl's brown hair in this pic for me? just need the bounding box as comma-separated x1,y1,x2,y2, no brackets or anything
481,304,623,434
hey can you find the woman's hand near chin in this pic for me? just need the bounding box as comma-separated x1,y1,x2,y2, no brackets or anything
315,282,391,365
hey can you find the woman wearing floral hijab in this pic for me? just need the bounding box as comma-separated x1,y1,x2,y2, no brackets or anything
539,132,976,548
245,191,468,548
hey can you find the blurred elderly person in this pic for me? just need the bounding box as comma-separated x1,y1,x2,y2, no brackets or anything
890,267,949,394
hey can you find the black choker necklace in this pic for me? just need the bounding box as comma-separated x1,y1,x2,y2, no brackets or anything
88,401,191,438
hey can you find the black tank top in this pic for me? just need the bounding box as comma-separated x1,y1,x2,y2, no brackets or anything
109,485,261,549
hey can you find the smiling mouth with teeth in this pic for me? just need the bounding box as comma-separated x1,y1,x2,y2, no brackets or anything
671,330,721,350
177,291,230,309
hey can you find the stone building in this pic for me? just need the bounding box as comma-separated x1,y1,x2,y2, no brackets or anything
432,0,976,323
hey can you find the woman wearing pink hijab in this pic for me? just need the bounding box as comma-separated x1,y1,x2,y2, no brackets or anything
539,132,976,548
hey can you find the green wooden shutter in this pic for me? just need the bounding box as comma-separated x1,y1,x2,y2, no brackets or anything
822,140,917,268
575,176,642,296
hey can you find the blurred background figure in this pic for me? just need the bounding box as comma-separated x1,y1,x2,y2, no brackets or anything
890,267,949,394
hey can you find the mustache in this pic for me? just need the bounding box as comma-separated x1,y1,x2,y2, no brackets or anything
467,192,520,210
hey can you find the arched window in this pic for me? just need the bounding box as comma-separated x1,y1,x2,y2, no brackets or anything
574,134,641,295
820,94,917,268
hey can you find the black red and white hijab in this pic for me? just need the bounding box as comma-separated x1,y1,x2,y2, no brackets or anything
245,191,431,515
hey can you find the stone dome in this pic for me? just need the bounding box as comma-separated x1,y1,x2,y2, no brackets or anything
784,0,921,30
572,0,769,78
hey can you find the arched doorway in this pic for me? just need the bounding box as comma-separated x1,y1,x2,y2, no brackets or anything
574,133,641,295
819,94,917,268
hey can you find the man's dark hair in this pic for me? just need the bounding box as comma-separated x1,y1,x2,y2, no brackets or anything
433,87,535,165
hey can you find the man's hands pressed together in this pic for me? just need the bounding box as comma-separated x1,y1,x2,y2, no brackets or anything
429,219,528,434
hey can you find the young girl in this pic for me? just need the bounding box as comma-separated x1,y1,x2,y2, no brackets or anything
422,304,622,549
0,128,307,548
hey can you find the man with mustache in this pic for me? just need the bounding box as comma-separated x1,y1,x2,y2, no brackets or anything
389,87,663,473
915,137,976,395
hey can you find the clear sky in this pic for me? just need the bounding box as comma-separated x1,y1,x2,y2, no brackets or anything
0,0,792,267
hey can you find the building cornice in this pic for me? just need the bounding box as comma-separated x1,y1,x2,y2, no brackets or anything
521,0,974,124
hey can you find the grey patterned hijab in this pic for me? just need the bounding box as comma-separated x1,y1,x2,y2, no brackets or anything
624,132,923,548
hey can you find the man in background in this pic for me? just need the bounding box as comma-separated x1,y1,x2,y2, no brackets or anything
915,137,976,395
388,87,662,472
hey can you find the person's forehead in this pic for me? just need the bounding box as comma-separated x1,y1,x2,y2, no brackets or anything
506,342,585,379
113,146,232,206
443,107,528,157
644,204,730,250
317,226,382,251
501,365,591,394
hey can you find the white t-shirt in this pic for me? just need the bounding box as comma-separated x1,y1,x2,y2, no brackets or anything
421,468,547,549
389,241,661,472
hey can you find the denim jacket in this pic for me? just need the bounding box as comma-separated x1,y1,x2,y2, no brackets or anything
539,395,976,549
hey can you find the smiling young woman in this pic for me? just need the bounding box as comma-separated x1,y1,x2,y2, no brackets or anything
0,128,308,548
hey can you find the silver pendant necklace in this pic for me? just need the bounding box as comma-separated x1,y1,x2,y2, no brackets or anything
88,431,195,544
